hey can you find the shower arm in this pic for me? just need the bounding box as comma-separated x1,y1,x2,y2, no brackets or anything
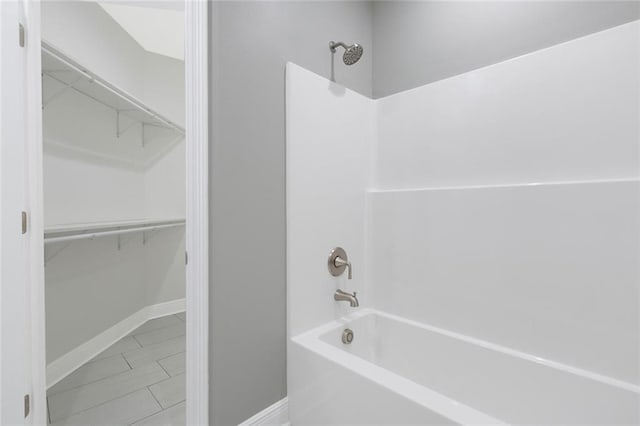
329,41,349,52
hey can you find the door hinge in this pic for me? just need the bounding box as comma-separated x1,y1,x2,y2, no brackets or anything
24,394,30,418
21,211,27,234
185,251,188,265
18,23,25,47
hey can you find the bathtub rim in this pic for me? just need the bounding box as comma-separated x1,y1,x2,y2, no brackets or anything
296,308,640,394
292,308,639,425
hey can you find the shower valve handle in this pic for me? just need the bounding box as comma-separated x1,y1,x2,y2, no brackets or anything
334,256,352,280
328,247,353,280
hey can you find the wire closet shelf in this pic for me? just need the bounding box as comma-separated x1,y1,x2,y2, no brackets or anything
41,43,186,257
44,219,186,245
41,41,185,138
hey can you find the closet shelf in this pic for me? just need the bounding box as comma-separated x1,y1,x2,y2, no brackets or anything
41,41,185,137
44,218,185,245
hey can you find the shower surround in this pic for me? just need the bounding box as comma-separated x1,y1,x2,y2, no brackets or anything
286,21,639,425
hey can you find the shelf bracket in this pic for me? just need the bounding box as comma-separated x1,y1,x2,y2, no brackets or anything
44,241,74,266
116,110,138,138
142,122,179,134
42,74,82,108
116,231,139,250
142,227,162,245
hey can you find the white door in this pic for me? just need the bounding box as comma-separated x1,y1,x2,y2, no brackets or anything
1,1,32,424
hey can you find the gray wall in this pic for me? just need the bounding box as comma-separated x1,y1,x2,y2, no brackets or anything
208,2,372,424
373,1,640,98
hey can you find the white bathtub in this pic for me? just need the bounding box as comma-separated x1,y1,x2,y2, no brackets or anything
289,309,639,425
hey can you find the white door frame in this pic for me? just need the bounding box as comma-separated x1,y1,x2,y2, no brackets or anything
185,1,209,425
2,0,42,423
18,1,210,424
25,1,46,424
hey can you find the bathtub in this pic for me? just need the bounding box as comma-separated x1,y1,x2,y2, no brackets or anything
289,309,639,425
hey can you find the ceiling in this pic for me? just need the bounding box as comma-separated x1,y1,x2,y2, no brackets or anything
97,1,184,61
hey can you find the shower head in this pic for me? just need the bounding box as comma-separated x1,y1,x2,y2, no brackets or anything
329,41,363,65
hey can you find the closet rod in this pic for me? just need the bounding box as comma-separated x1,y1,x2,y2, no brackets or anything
44,222,184,245
42,43,185,135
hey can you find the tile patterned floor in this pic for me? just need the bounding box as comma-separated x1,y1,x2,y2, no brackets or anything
47,313,186,425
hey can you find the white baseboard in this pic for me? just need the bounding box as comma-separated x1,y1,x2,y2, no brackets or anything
148,298,186,319
46,298,186,389
238,397,289,426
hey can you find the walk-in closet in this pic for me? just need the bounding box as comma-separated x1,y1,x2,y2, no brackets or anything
41,2,186,424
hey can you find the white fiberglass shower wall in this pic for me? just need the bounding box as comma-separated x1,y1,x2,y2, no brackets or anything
287,21,639,424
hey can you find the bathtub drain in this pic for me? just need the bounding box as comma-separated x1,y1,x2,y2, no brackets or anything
342,328,354,344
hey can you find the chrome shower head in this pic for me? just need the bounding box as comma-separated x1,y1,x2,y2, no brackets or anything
329,41,363,65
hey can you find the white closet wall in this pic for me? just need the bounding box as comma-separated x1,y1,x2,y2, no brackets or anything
141,52,186,308
43,87,147,225
42,2,186,370
143,140,186,306
42,2,145,100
